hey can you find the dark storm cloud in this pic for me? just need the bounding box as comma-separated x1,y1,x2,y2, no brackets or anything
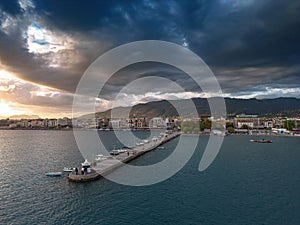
99,62,201,99
179,0,300,67
0,1,21,15
0,0,299,99
128,0,294,68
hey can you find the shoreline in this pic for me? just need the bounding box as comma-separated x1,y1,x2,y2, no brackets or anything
0,128,299,138
0,127,168,131
182,133,300,138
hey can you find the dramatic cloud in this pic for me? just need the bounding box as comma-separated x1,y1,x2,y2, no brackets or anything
0,69,74,117
0,0,299,116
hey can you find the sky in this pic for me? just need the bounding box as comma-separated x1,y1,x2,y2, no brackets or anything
0,0,299,118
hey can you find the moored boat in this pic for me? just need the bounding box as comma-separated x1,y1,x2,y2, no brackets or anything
109,148,128,155
95,154,109,162
110,149,120,155
250,139,272,143
46,172,62,177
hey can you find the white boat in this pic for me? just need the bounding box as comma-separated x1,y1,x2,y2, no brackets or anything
95,154,108,162
152,137,158,142
118,149,127,153
110,149,120,155
46,172,62,177
63,167,75,172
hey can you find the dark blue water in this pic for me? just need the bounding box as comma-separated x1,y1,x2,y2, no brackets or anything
0,130,299,224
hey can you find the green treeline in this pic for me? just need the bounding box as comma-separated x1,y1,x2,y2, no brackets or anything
283,120,296,130
181,118,212,134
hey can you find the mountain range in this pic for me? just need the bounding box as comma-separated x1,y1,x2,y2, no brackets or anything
86,97,300,119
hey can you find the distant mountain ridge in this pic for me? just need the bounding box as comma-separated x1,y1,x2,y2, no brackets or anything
0,114,40,120
87,97,300,118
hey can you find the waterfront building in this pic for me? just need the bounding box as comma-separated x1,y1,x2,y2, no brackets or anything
9,123,17,128
57,117,72,128
109,119,121,129
30,119,43,128
16,121,25,128
234,114,258,129
272,117,283,128
48,119,58,128
0,119,9,127
149,117,165,128
234,114,274,129
263,120,273,128
272,128,289,134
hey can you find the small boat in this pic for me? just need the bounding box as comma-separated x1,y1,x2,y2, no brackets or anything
95,154,108,162
118,149,127,153
250,139,272,143
46,172,62,177
122,145,133,149
110,149,120,155
136,142,144,146
63,167,75,172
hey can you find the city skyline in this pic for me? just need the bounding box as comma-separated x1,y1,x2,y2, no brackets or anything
0,0,299,118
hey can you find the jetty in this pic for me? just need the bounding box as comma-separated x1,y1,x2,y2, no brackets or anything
68,131,181,182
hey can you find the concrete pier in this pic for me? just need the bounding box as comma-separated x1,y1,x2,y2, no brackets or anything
68,131,180,182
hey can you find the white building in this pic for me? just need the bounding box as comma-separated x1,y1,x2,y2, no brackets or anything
149,117,165,128
48,119,58,127
235,114,259,129
272,128,289,134
264,121,273,128
237,121,254,128
109,119,121,129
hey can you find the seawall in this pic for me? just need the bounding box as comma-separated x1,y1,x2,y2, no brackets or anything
68,131,181,182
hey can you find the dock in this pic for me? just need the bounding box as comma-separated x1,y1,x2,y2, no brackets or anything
68,131,181,182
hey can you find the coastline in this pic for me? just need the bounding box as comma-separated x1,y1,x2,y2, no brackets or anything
1,128,299,138
182,133,300,138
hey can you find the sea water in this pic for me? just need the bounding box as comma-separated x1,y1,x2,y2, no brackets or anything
0,130,299,224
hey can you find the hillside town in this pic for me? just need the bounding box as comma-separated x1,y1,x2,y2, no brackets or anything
0,114,299,135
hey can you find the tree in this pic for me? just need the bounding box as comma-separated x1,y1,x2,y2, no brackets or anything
283,120,295,130
200,118,211,131
241,124,249,129
181,121,200,133
226,122,234,128
227,126,235,133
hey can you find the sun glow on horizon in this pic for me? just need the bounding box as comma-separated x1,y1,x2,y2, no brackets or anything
0,69,73,118
0,101,26,117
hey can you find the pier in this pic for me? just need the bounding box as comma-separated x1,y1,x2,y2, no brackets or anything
68,131,181,182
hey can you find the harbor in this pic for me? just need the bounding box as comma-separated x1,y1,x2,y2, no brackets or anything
68,131,181,182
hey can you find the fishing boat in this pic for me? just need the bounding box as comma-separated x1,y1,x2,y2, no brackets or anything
250,139,272,143
46,172,62,177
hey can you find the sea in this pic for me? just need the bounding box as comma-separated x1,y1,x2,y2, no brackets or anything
0,130,299,225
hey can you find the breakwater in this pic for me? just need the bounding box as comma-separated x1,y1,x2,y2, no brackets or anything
68,131,181,182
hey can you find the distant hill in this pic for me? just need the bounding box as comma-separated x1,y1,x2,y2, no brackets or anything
218,97,300,116
7,114,40,120
82,97,300,119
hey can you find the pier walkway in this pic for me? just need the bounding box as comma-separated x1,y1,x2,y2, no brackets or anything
68,131,180,182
